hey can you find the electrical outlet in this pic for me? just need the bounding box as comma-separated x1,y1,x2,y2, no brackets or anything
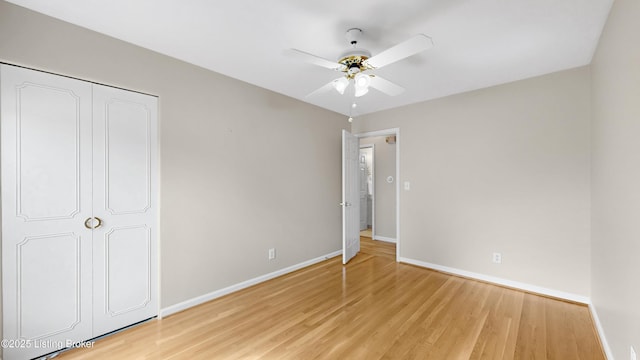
268,248,276,260
631,346,637,360
492,252,502,264
404,181,411,191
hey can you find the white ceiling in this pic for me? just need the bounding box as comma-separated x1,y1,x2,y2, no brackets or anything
7,0,612,116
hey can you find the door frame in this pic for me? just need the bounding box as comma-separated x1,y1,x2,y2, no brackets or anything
355,128,400,262
359,144,375,239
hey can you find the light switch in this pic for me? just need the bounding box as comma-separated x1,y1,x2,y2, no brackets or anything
404,181,410,190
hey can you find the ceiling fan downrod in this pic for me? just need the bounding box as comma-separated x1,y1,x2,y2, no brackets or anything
345,28,363,46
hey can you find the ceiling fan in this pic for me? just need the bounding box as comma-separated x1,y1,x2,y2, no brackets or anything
287,28,434,98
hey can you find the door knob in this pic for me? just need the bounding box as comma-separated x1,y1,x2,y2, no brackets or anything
339,202,351,207
84,217,103,229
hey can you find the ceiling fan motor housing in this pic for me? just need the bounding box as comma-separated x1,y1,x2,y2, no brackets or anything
339,29,372,77
339,51,372,77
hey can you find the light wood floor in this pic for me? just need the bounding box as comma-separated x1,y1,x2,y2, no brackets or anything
57,237,604,359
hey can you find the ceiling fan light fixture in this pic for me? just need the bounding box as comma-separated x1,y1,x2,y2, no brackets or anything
332,77,349,95
354,73,370,97
354,73,370,88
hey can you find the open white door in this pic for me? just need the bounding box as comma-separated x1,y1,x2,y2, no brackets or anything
342,130,360,264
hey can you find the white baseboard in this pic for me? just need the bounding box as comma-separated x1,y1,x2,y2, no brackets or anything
160,250,341,318
589,303,614,360
373,236,396,243
399,257,590,304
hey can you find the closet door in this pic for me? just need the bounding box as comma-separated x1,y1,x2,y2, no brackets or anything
91,84,158,335
1,65,93,359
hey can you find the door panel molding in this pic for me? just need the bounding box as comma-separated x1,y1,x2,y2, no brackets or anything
103,225,151,316
15,81,82,221
104,98,151,215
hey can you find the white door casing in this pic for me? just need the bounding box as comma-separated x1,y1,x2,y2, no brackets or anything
1,65,158,360
342,130,360,264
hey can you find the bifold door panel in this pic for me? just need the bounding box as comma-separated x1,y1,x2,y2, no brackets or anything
1,64,158,360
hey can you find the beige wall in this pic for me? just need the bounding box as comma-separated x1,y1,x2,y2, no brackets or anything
353,67,592,296
359,136,396,239
0,0,346,333
591,0,640,357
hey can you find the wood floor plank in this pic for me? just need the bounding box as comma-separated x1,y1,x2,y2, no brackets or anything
56,238,605,360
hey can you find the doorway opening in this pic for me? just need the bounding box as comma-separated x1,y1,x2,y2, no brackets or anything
356,128,400,261
359,144,374,239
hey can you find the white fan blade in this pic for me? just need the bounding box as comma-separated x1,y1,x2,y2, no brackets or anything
369,75,405,96
285,49,346,71
306,77,346,98
365,34,433,69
